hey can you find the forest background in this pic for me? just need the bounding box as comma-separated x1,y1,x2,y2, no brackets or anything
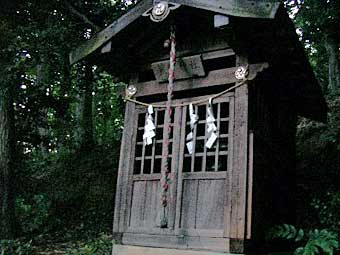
0,0,339,254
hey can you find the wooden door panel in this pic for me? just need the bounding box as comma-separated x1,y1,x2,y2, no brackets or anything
144,180,162,227
196,179,225,230
129,181,146,228
129,180,162,229
180,179,226,233
180,179,198,229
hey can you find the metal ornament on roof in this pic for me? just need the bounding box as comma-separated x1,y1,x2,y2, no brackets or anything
126,85,137,98
235,66,249,80
143,1,181,22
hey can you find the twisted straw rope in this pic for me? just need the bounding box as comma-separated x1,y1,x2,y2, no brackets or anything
125,80,247,108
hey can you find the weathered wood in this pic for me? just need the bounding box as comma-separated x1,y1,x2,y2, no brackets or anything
224,95,234,238
113,245,233,255
246,131,254,240
214,14,230,28
122,233,229,252
120,103,138,232
196,179,225,230
181,179,198,229
201,104,208,172
152,55,205,82
175,105,188,234
127,63,268,98
183,172,227,180
150,111,158,174
143,180,161,227
191,105,199,173
230,55,249,240
129,181,147,228
113,102,136,233
168,107,183,229
147,45,233,64
170,0,280,19
201,49,235,61
101,41,112,53
70,0,280,64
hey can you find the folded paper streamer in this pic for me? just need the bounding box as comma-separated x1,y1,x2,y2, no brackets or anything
186,103,199,154
206,98,218,149
143,105,156,145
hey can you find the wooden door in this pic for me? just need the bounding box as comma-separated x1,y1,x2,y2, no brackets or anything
175,94,234,239
124,93,234,250
126,105,182,235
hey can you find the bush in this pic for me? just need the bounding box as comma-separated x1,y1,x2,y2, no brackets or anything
65,233,113,255
15,194,51,235
311,190,340,234
267,224,339,255
0,239,34,255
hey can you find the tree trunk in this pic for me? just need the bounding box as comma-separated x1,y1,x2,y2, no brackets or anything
80,64,94,148
0,84,15,239
325,36,340,93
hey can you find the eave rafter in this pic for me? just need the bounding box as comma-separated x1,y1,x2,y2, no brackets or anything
69,0,280,65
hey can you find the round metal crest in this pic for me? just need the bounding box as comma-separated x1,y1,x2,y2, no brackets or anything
143,2,181,23
126,85,137,97
151,2,170,22
235,66,248,80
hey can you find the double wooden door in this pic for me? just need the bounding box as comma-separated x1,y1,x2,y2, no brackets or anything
121,93,235,251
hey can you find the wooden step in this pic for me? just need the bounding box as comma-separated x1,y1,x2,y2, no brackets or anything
112,245,239,255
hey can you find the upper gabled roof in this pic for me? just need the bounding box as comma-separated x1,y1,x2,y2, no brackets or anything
70,0,280,64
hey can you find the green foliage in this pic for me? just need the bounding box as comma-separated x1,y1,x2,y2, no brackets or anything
268,224,339,255
311,191,340,234
15,194,51,235
0,239,33,255
65,234,113,255
267,224,305,242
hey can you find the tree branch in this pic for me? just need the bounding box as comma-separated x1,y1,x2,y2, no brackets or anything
64,0,101,32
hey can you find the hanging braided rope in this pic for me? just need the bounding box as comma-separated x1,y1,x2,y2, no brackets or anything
159,25,176,228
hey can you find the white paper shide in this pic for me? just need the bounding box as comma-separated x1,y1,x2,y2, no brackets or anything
143,105,156,146
206,99,217,149
186,103,199,154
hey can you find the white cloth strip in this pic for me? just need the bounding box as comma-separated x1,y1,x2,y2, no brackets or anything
186,103,199,154
143,105,156,146
206,98,218,149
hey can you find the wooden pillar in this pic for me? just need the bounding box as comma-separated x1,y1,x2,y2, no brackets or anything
229,55,249,253
113,101,136,240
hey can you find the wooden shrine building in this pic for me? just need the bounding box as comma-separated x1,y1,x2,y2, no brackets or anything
70,1,327,254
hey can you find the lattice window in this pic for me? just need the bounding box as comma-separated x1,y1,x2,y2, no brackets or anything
134,109,173,175
133,96,231,175
183,99,230,173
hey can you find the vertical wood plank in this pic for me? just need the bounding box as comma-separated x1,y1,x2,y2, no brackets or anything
141,113,147,174
144,180,160,228
150,111,158,174
168,107,182,229
181,180,199,229
175,106,187,234
129,181,147,228
115,102,137,233
215,103,221,172
246,131,254,240
230,55,249,239
124,108,140,231
113,103,133,233
191,105,198,173
196,180,225,230
224,95,234,237
202,103,208,172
